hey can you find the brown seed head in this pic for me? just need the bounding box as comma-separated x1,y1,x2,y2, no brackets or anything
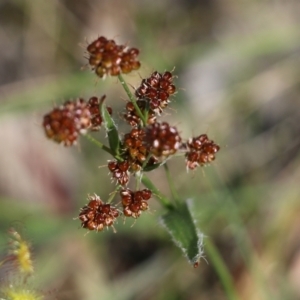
79,194,119,231
123,71,176,127
135,71,176,114
43,98,91,146
185,134,220,169
86,36,141,78
120,189,152,219
144,122,182,157
108,160,130,185
122,128,158,172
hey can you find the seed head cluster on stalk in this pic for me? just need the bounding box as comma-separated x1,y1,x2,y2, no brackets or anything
42,36,220,259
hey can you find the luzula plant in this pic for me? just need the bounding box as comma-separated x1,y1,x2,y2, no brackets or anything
42,36,220,267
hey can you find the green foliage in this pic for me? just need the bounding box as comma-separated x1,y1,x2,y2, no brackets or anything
101,104,121,158
160,200,204,266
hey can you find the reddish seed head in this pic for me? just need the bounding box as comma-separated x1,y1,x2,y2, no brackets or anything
120,188,152,219
108,160,130,185
162,71,173,80
101,204,111,214
86,221,97,230
126,102,135,112
129,48,139,56
108,161,118,171
185,134,220,169
129,203,140,213
167,84,176,95
141,189,152,200
78,194,119,232
87,95,112,131
43,99,91,146
122,127,157,171
86,37,141,78
122,196,132,206
145,122,182,157
118,161,129,172
134,191,143,202
133,70,176,115
88,199,100,209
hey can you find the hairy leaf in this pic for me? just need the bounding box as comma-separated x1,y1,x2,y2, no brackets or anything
160,200,204,266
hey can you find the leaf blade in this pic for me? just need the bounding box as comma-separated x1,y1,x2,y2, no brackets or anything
101,103,120,157
160,199,204,266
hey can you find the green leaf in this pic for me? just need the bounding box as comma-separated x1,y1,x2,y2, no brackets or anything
143,162,163,172
101,104,120,157
160,199,204,266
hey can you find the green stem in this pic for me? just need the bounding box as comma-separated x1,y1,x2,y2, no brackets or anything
141,174,173,210
163,163,180,203
135,172,141,190
84,134,123,161
205,238,239,300
118,74,146,126
107,186,121,204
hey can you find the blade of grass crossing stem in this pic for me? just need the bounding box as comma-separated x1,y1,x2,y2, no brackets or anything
160,199,204,266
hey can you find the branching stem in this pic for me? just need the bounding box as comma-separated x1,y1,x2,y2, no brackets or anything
141,174,173,210
118,74,146,126
84,134,123,161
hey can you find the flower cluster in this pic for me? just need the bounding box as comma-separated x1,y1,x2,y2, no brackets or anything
185,134,220,170
42,36,220,234
79,194,119,231
42,95,112,145
108,160,130,186
123,71,176,127
145,122,182,157
120,189,152,218
135,71,176,113
86,36,140,78
43,98,91,146
122,128,157,172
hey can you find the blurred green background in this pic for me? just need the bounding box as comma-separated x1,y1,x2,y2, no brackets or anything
1,0,300,299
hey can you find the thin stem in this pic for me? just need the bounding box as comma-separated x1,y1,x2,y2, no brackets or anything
84,134,123,161
163,163,180,203
204,238,239,300
141,174,173,210
107,186,121,204
118,74,146,126
135,172,141,190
